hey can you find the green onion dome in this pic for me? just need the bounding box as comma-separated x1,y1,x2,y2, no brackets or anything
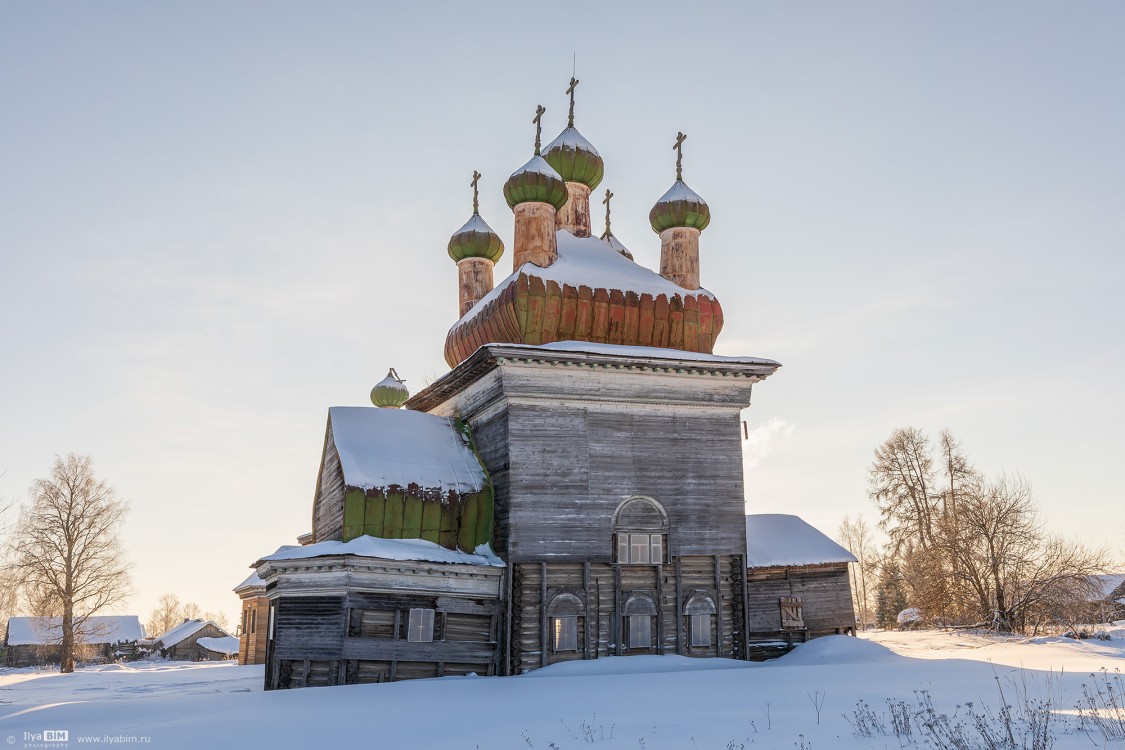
649,180,711,233
543,127,604,190
503,156,568,211
370,369,409,408
602,232,634,261
448,213,504,263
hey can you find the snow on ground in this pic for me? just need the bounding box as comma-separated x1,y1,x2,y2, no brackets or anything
1,630,1122,749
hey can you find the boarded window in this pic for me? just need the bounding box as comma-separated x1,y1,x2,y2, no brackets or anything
352,609,396,639
780,597,805,629
553,616,578,651
407,608,435,642
628,615,653,648
444,612,492,642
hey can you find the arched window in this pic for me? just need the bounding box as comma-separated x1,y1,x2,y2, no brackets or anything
548,594,583,653
614,497,668,565
684,593,716,648
623,594,657,650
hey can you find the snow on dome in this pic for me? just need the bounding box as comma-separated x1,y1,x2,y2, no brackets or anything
448,213,504,263
5,616,145,646
745,514,858,568
503,155,568,210
897,608,923,625
650,179,711,233
257,534,505,568
543,125,604,189
328,407,486,494
197,636,240,656
370,369,409,408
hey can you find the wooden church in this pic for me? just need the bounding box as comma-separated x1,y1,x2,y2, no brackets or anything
246,79,849,689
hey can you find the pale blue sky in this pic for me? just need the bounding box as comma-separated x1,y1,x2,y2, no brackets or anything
1,2,1122,624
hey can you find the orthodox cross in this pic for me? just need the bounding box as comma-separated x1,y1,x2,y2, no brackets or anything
603,189,614,235
566,76,579,127
471,170,481,215
674,131,687,180
533,105,546,155
388,367,404,384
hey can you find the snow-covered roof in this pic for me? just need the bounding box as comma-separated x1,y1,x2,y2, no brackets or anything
456,231,716,330
233,571,264,593
156,619,223,648
257,534,505,568
197,636,239,656
526,341,779,366
745,514,858,568
328,407,486,494
6,616,146,646
1090,574,1125,601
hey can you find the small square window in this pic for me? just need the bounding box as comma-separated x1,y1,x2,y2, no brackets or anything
553,616,578,652
407,608,435,642
628,615,652,649
690,613,711,647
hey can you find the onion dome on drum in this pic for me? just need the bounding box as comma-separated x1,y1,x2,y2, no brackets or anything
370,368,409,408
649,131,711,233
649,180,710,233
503,155,568,210
504,103,569,211
544,76,604,190
448,214,503,262
544,127,603,189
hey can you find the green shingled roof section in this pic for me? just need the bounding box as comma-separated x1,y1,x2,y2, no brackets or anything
649,195,711,232
544,142,604,189
448,228,504,263
503,168,568,210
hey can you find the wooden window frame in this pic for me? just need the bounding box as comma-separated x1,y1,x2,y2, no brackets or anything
406,608,435,643
552,615,579,652
689,613,712,647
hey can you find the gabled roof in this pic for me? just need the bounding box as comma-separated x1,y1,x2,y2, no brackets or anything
745,514,858,568
1089,573,1125,601
327,407,487,494
197,636,239,656
233,571,264,594
155,619,230,648
5,616,145,646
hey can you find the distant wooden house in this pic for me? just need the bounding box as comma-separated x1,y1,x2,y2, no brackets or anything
198,636,240,660
4,615,146,667
235,572,269,666
1086,574,1125,623
744,514,857,660
152,619,235,661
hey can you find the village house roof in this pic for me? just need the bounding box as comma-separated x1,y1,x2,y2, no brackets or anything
5,616,145,647
197,636,239,656
155,619,230,649
1089,573,1125,602
745,514,858,569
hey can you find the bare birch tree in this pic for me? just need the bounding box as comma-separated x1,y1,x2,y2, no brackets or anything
147,593,184,637
838,515,879,630
868,428,940,552
10,454,132,672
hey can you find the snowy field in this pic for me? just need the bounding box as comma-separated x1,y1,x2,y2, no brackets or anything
1,628,1123,750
